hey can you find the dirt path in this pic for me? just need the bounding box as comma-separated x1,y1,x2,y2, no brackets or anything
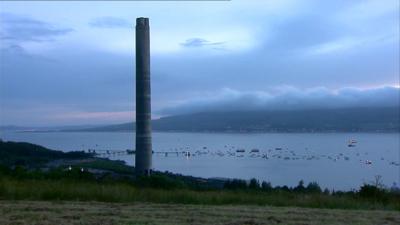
1,201,399,225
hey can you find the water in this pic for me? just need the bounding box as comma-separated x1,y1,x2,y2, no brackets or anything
1,131,399,190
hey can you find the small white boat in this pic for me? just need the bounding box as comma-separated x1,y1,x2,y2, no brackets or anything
348,141,356,147
347,139,357,147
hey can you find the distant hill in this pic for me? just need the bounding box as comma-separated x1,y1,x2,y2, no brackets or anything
0,124,105,132
0,140,91,167
73,107,399,132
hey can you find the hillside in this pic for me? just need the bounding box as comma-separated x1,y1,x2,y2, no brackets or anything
0,140,91,167
76,107,399,132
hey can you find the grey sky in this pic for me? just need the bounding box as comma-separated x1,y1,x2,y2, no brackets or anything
0,0,399,126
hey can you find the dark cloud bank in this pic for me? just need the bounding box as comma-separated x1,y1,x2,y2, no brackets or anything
159,86,400,116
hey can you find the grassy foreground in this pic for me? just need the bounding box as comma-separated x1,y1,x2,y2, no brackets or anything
1,175,399,211
1,200,399,225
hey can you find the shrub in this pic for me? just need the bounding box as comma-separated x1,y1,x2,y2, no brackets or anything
249,178,260,189
224,179,247,190
359,184,386,199
261,181,272,191
135,174,186,189
293,180,305,193
306,182,322,193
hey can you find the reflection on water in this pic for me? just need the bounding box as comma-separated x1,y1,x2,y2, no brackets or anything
1,131,399,190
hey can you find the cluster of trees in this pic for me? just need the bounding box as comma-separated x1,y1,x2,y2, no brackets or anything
224,179,324,193
223,178,400,201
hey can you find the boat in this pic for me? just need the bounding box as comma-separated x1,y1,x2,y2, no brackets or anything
126,149,135,154
347,139,357,147
236,149,245,153
347,140,357,147
250,148,260,153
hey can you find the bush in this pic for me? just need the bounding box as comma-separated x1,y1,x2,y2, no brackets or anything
306,182,322,193
249,178,260,189
224,179,247,190
135,174,186,189
359,184,387,199
261,181,272,191
293,180,305,193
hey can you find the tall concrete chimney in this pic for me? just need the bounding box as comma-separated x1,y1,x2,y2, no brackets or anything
135,17,152,175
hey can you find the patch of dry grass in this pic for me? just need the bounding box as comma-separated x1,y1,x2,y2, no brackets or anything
1,200,399,225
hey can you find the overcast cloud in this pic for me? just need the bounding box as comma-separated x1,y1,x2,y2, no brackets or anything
0,0,398,126
160,86,400,115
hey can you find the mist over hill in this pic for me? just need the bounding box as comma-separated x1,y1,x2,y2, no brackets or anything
74,107,399,132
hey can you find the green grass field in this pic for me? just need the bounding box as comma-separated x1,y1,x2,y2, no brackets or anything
1,176,399,211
